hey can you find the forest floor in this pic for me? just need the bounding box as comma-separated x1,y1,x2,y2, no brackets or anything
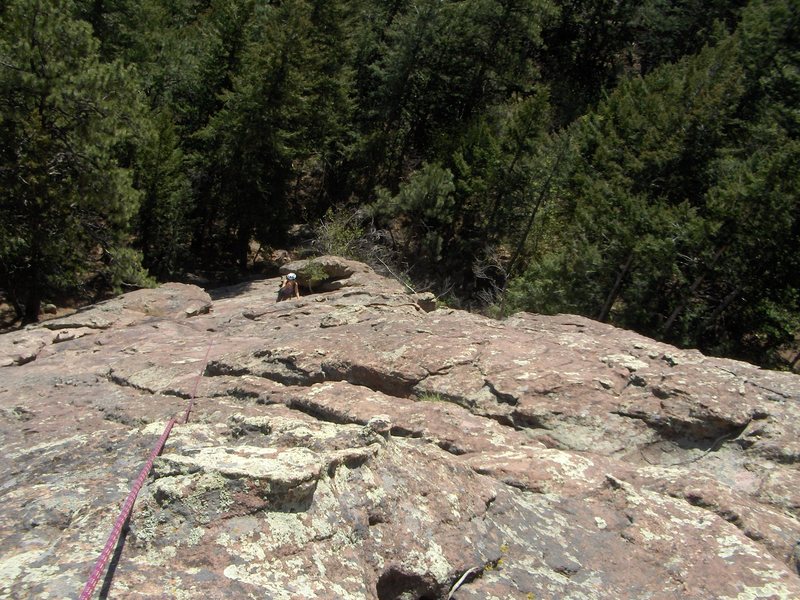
0,295,77,333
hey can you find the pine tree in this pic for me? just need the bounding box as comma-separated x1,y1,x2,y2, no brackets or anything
632,0,749,74
194,0,314,269
354,0,556,186
694,0,800,363
507,0,800,367
540,0,639,123
0,0,150,322
507,33,744,332
134,109,192,279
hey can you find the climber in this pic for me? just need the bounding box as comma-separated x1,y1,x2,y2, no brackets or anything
276,272,301,302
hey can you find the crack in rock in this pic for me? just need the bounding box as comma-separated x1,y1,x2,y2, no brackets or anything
483,380,519,406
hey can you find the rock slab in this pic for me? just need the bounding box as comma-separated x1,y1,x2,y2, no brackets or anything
1,256,799,599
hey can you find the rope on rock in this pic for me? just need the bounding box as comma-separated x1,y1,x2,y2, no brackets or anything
183,337,213,424
79,338,213,599
447,566,481,599
78,417,175,600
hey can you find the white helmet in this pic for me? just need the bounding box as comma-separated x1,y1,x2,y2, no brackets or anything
287,273,297,280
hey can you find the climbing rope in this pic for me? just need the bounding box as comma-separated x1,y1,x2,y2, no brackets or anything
447,566,481,599
79,338,213,599
78,418,176,600
183,338,214,424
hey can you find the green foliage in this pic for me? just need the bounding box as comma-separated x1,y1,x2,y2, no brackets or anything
192,1,305,268
314,207,367,261
541,0,750,123
632,0,749,73
508,1,800,366
106,247,156,292
417,392,447,403
299,261,328,290
187,0,360,269
134,109,193,279
373,162,456,263
0,0,148,321
353,0,556,184
510,34,745,329
540,0,639,122
0,0,796,368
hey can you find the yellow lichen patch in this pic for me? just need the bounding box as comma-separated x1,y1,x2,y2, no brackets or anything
9,434,88,460
380,344,409,361
144,543,177,567
545,450,594,482
668,514,714,530
263,512,315,550
159,445,323,486
716,534,764,560
717,580,798,600
601,354,650,372
0,550,47,591
141,420,173,436
639,527,670,543
307,382,337,397
186,526,206,546
402,540,452,583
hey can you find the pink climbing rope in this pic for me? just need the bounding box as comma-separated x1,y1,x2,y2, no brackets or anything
79,338,213,598
78,417,176,600
183,338,213,424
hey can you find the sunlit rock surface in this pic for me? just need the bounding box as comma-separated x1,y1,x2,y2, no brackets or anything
1,257,799,599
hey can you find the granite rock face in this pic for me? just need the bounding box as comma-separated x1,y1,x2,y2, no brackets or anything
1,257,799,599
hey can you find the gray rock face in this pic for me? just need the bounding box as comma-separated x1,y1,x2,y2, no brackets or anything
1,256,799,599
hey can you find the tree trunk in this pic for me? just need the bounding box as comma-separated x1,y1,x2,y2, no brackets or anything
597,250,633,323
22,251,42,324
5,287,25,323
697,285,743,338
504,145,566,280
662,271,708,335
662,245,727,336
237,225,251,272
22,224,43,324
22,288,41,325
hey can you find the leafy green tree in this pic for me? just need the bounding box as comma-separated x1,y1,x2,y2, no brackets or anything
508,33,743,328
372,162,456,263
446,89,554,291
692,0,800,363
539,0,749,123
351,1,559,296
176,0,256,133
540,0,639,123
0,0,150,322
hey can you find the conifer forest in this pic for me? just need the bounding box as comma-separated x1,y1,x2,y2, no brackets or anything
1,0,798,369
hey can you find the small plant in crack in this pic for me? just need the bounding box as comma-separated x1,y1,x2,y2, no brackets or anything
484,543,510,573
417,392,447,403
300,261,329,292
483,557,503,572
